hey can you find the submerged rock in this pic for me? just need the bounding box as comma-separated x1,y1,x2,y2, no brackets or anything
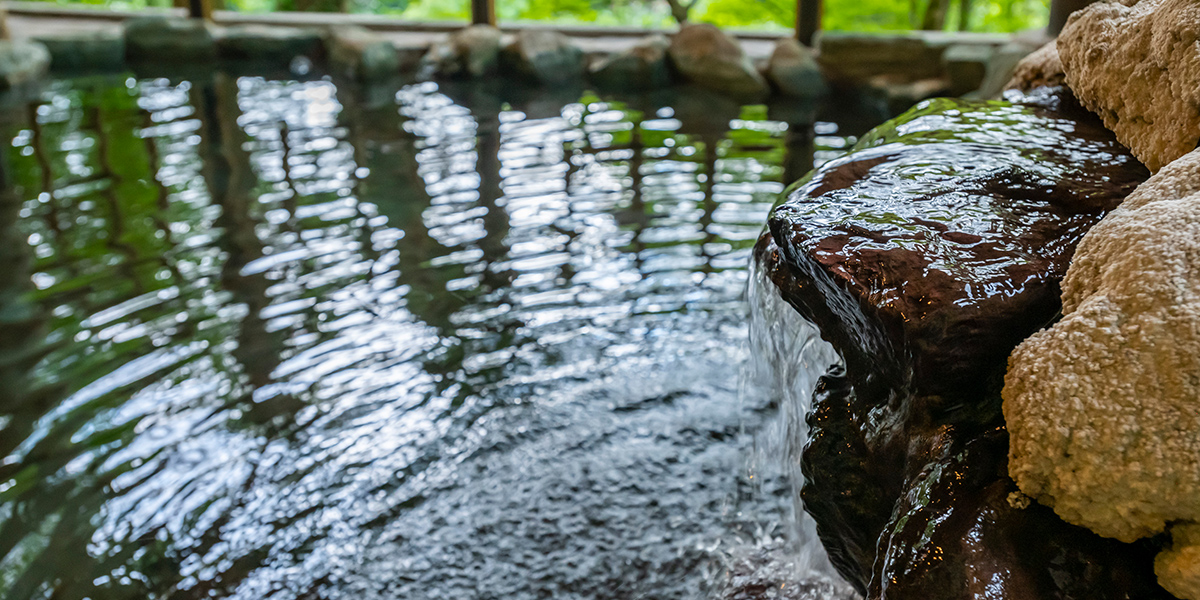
756,87,1162,599
668,23,767,100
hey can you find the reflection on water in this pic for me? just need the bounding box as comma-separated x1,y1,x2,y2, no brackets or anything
0,74,853,599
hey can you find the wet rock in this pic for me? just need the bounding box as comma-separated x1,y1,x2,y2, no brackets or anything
217,25,322,65
0,40,50,90
125,16,217,63
755,87,1159,598
667,23,767,100
421,24,503,79
501,29,585,84
588,34,671,91
325,25,400,81
1058,0,1200,172
35,30,124,72
764,38,826,99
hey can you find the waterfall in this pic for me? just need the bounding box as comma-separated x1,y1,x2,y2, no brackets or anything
743,256,842,578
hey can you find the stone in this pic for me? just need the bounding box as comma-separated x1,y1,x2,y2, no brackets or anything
0,40,50,90
667,23,767,100
817,31,950,86
588,34,671,91
865,74,949,116
755,87,1156,598
764,37,826,98
217,25,322,64
500,29,584,84
1159,524,1200,600
1004,148,1200,597
1058,0,1200,172
942,42,992,95
1003,41,1064,93
35,30,124,72
325,25,400,81
125,16,216,63
421,24,503,79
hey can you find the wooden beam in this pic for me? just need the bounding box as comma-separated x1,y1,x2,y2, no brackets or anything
796,0,820,46
471,0,495,26
1048,0,1095,35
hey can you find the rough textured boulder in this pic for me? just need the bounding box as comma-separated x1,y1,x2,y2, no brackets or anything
1159,524,1200,600
667,23,767,100
589,34,671,91
421,25,503,79
125,17,216,63
764,38,826,99
756,87,1160,599
501,30,584,84
1058,0,1200,172
1005,148,1200,599
1004,41,1064,93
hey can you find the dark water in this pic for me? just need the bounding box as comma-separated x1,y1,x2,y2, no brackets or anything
0,73,856,600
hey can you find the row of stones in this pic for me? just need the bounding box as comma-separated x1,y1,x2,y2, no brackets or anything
0,17,823,101
1,14,1034,104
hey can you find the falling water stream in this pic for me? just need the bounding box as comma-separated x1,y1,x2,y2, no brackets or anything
0,73,866,600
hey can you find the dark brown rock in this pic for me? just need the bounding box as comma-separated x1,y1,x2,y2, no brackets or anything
755,87,1164,599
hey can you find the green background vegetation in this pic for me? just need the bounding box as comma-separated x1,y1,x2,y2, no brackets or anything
29,0,1050,33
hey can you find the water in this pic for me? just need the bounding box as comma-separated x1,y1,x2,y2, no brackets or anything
0,73,859,600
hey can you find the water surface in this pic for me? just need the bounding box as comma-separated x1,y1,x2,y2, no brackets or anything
0,73,855,600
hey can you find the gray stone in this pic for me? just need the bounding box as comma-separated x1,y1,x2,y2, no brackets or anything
35,30,124,72
817,31,1008,89
422,24,503,79
942,42,993,96
501,29,584,84
0,40,49,90
325,25,400,81
125,17,216,63
217,25,322,64
764,37,826,98
588,34,671,91
668,23,767,100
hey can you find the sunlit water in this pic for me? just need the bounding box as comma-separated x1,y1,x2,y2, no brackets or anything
0,73,857,600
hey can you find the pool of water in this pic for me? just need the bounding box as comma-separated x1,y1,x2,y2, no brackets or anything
0,73,860,600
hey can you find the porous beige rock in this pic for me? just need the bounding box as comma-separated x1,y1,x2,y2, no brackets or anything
1004,41,1064,92
1057,0,1200,172
1159,524,1200,600
1004,148,1200,599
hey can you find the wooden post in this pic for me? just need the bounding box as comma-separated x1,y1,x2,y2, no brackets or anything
796,0,821,47
471,0,496,26
1048,0,1095,35
181,0,214,20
